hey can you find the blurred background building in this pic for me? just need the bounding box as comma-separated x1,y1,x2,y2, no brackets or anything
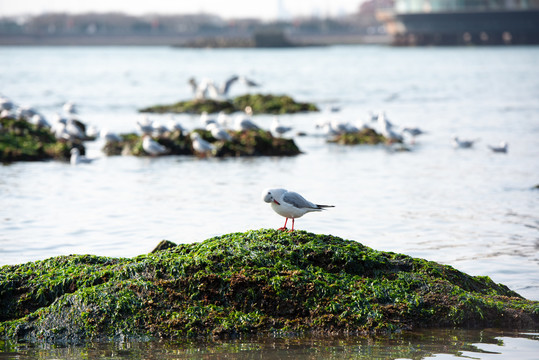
0,0,538,46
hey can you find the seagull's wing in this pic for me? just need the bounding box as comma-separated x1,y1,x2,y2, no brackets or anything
221,75,239,95
283,191,319,210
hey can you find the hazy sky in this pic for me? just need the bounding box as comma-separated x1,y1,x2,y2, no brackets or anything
0,0,361,20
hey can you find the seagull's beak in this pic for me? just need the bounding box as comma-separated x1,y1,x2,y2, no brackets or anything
273,200,280,205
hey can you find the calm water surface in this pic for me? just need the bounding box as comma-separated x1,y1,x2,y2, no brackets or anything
0,45,538,357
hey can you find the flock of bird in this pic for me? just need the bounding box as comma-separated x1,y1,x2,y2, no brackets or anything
188,75,260,100
1,92,509,167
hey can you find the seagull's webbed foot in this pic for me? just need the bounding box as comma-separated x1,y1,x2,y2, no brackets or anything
277,218,289,231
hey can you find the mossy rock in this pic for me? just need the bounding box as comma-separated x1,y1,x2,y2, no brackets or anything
140,99,236,115
139,94,318,115
232,94,318,114
0,117,82,163
102,130,300,157
1,230,537,344
329,128,389,145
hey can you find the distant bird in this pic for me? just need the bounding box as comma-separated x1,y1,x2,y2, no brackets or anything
167,116,185,133
239,75,260,88
63,101,78,118
136,116,154,135
488,141,508,153
217,111,231,128
190,132,215,155
402,127,425,137
200,111,217,127
0,97,15,111
453,136,477,149
379,117,403,143
30,114,50,128
206,123,232,141
189,75,240,100
270,117,292,137
16,105,38,120
234,108,260,131
262,188,334,231
85,125,100,138
100,128,122,143
65,119,85,140
70,148,96,165
142,135,168,156
376,111,395,130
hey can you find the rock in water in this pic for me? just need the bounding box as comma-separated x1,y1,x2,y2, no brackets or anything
0,230,537,344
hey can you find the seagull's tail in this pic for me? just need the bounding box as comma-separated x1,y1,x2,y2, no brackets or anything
316,204,335,210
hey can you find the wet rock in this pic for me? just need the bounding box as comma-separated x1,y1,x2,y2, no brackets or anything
0,117,84,163
0,230,537,344
102,130,301,157
329,128,388,145
139,94,318,115
151,240,178,253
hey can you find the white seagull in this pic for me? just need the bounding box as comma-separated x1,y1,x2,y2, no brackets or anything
453,136,478,149
206,123,232,141
262,188,334,231
271,117,292,137
488,141,508,153
70,148,96,165
142,135,168,156
190,132,215,155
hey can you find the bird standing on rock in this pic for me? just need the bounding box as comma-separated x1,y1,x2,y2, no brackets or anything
142,135,168,156
262,188,334,231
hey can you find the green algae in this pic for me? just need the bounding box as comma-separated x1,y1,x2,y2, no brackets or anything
0,117,79,163
102,130,301,157
0,230,537,344
329,128,388,145
232,94,318,114
139,94,318,115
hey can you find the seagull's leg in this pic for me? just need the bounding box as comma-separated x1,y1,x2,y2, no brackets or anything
278,218,288,231
288,218,295,232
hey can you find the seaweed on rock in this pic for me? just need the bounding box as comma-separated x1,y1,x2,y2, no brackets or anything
0,117,83,163
139,94,318,115
102,130,301,157
0,230,537,344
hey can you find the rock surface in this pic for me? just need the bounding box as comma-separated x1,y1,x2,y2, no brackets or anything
139,94,319,115
1,230,537,344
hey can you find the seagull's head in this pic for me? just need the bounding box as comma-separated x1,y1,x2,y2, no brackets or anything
262,189,274,203
70,148,80,155
262,188,286,205
190,132,200,140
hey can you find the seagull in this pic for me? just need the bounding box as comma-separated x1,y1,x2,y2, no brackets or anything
30,113,50,128
379,118,403,143
70,148,96,165
190,132,215,155
453,136,477,149
200,111,217,127
142,135,168,156
262,188,334,231
136,115,154,135
63,101,78,118
271,117,292,137
488,141,508,153
189,75,240,100
234,114,260,131
100,128,122,143
167,116,185,133
206,123,232,141
239,75,260,88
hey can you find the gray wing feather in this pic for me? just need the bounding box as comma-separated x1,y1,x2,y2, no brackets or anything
283,191,319,209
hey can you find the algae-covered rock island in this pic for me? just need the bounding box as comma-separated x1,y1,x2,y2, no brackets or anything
1,230,537,344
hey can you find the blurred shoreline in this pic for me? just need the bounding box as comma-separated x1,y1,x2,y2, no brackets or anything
0,33,392,47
